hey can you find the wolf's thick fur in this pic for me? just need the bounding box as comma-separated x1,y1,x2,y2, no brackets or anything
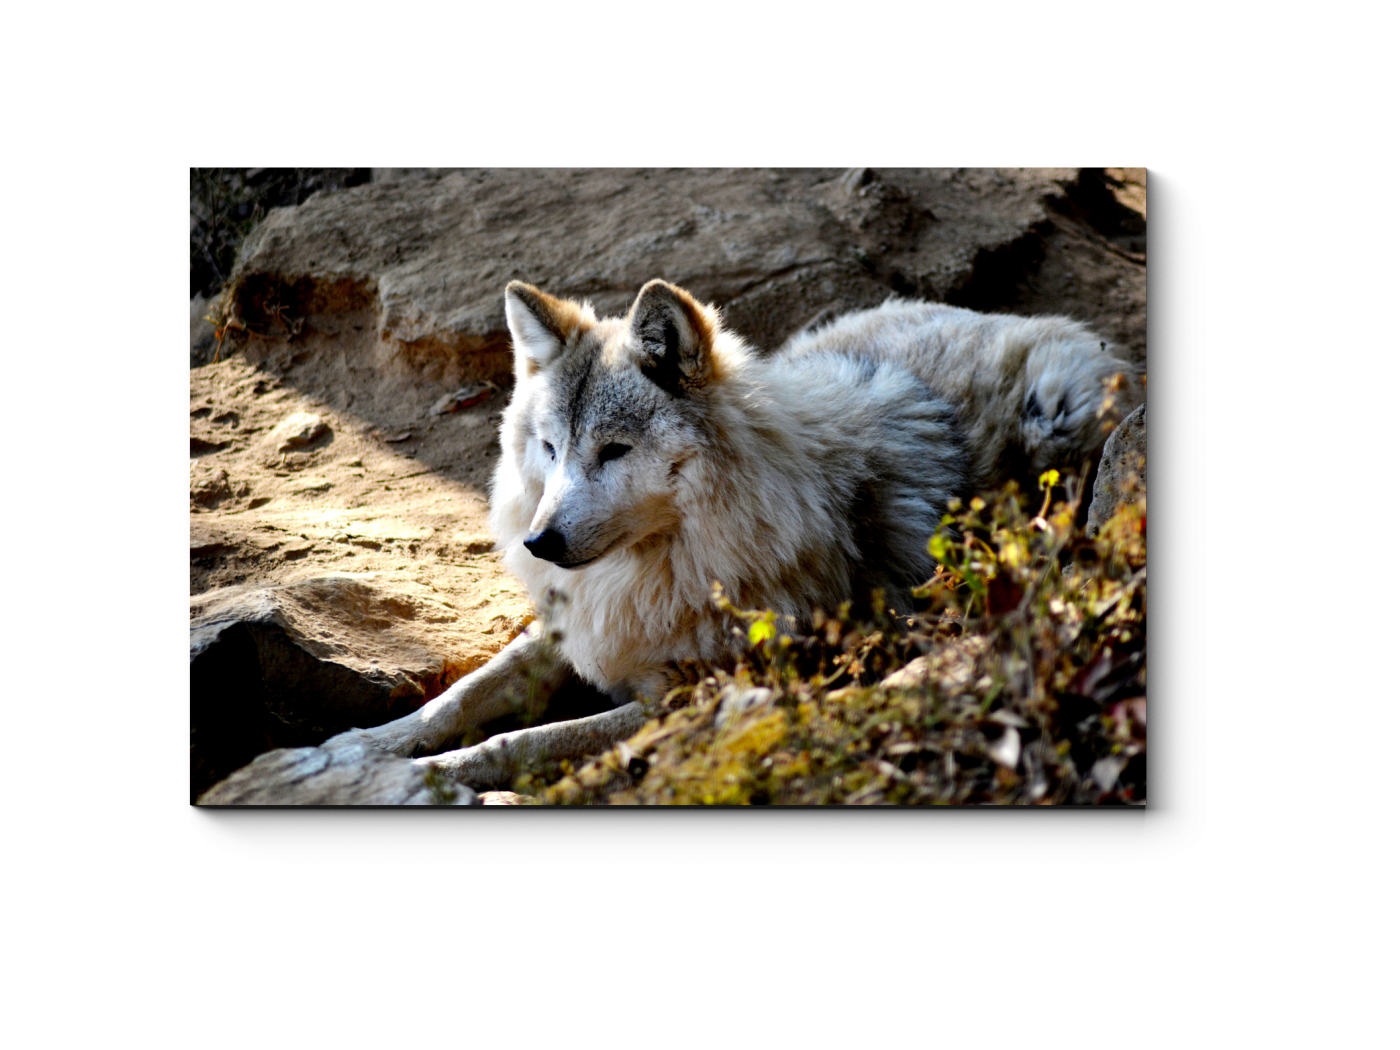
780,299,1140,492
339,279,1140,790
491,280,1141,702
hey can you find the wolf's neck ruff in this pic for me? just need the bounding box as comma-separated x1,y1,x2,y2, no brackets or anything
489,280,1141,701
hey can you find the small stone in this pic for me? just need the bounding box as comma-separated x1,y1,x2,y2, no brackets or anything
839,167,875,194
286,475,333,494
479,791,536,805
1091,754,1129,792
430,382,499,416
265,412,330,453
986,726,1021,769
715,686,774,726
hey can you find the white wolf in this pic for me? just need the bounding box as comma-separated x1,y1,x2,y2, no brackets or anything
356,279,1142,788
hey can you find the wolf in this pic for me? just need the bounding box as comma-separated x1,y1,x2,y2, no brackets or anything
351,279,1142,789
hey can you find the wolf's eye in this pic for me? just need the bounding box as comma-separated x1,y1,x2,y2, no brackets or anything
542,440,555,461
598,443,632,465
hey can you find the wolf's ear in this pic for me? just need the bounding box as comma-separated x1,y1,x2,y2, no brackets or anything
504,282,588,376
627,280,718,395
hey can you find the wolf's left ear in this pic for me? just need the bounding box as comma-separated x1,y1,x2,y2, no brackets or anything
627,280,718,395
505,281,589,377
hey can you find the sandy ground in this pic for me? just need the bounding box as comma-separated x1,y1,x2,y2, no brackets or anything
190,339,532,684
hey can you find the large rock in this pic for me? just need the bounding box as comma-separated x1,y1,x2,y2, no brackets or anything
225,168,1079,384
197,733,477,805
189,575,478,799
1087,404,1147,535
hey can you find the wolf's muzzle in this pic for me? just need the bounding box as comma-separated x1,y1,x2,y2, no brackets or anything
524,527,570,564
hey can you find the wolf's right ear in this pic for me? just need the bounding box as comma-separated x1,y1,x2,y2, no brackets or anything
627,280,719,396
504,282,589,377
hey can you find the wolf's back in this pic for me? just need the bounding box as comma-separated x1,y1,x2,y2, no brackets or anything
779,300,1142,491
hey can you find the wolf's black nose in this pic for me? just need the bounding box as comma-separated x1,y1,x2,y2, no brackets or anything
524,528,568,563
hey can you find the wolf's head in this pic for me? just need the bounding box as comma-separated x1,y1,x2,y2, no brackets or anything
498,279,736,569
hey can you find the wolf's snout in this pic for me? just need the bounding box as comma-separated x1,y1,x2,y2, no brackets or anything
524,527,569,564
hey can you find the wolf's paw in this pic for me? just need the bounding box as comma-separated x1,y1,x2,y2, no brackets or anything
414,738,512,791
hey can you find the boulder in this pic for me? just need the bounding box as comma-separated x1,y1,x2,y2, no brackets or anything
1087,404,1147,535
189,575,476,799
224,168,1079,385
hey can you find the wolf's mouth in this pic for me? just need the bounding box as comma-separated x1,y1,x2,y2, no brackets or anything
553,535,629,569
554,554,600,569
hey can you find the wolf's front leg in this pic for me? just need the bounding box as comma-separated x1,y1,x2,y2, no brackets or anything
337,623,574,757
413,702,651,790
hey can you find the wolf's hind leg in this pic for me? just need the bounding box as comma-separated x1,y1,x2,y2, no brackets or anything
414,702,650,790
1020,338,1143,475
337,623,573,758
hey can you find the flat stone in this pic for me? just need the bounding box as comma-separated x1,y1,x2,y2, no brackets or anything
1087,404,1146,536
198,735,478,805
